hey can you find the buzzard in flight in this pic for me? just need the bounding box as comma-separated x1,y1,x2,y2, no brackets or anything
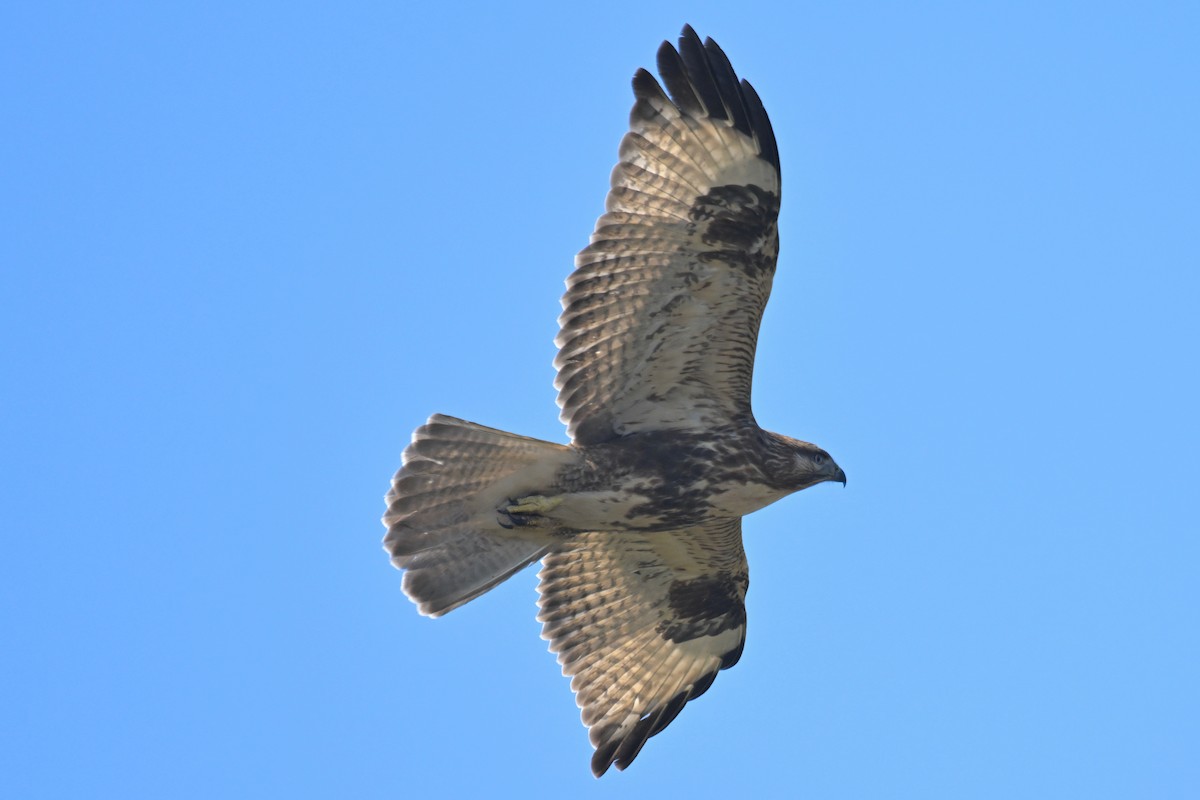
384,26,845,776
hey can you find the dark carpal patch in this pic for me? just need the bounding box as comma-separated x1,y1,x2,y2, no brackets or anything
688,184,779,275
658,572,747,643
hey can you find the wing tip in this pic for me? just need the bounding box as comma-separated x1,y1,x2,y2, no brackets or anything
586,672,719,777
645,25,779,176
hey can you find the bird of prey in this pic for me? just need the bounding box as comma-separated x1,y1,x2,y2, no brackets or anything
383,25,845,777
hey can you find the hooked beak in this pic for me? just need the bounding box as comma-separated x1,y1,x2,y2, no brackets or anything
830,464,847,487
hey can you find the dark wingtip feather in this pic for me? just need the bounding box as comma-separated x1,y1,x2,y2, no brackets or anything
740,78,780,174
591,741,618,778
656,38,703,117
702,35,753,136
588,674,722,776
647,687,692,739
643,27,779,176
611,705,665,772
631,67,661,97
677,26,727,123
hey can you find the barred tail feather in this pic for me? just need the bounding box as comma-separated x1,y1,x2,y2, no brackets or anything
393,527,550,618
383,414,571,617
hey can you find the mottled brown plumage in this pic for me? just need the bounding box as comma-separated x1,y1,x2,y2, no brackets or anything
383,25,845,777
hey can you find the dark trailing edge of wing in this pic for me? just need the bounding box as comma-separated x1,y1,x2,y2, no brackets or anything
633,25,780,176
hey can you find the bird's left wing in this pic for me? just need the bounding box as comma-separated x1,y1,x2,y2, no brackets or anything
537,518,749,776
555,26,781,445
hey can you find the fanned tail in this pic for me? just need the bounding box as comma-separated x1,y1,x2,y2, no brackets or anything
383,414,571,617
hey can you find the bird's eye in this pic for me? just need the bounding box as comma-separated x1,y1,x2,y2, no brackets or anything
813,453,826,465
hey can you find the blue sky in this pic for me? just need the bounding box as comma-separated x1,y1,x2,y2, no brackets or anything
3,1,1198,797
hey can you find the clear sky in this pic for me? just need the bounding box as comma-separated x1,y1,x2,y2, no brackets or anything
3,1,1198,797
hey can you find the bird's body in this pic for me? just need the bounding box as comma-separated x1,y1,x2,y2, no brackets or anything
383,26,844,776
546,427,801,530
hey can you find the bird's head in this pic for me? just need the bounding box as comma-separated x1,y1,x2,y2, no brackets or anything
765,432,846,492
